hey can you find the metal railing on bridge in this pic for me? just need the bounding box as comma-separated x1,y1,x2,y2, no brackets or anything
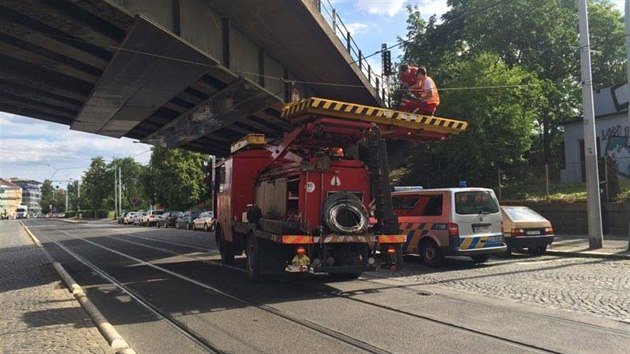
312,0,390,105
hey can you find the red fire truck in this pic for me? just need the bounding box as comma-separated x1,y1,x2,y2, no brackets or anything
214,97,467,280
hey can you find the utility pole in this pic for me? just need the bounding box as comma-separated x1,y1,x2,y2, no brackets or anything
578,0,603,249
626,0,630,121
114,170,118,219
626,0,630,251
77,180,81,219
118,166,122,216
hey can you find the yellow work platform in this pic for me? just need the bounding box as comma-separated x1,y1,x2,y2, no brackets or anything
281,97,468,136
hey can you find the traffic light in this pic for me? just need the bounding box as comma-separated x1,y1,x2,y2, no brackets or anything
382,48,392,76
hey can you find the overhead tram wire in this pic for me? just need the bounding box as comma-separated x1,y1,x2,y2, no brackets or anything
32,28,532,100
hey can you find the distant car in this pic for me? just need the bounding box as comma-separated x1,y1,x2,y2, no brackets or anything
133,211,146,225
501,206,554,256
123,212,138,225
175,210,201,230
192,211,215,231
141,210,164,226
117,211,129,224
157,211,183,228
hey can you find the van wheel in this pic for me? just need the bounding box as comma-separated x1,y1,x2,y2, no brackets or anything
420,240,443,267
471,254,490,263
528,245,547,256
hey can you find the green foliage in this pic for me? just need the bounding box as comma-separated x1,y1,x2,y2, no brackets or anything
589,0,626,88
39,179,67,213
398,53,542,187
145,147,210,210
106,157,147,210
395,0,625,188
81,157,108,212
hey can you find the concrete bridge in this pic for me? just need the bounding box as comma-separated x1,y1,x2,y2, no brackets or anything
0,0,385,156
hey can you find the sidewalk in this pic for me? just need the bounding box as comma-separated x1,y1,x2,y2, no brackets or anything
0,221,113,353
547,234,630,259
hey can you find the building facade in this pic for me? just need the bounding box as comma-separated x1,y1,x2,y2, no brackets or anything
560,83,630,183
0,179,22,219
9,179,42,216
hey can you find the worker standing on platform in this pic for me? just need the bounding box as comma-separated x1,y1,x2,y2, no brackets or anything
399,66,440,116
398,64,418,112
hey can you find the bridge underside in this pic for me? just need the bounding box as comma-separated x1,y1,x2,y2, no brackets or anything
0,0,380,156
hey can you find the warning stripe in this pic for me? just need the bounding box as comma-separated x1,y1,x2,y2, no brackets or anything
281,235,313,244
281,97,467,135
377,235,406,244
313,235,373,243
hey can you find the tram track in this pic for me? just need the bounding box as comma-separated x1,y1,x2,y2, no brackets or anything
32,221,392,354
29,220,630,353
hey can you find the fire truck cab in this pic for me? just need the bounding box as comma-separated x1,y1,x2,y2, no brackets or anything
214,97,467,280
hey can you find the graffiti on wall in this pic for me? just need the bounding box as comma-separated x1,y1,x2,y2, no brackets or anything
605,134,630,178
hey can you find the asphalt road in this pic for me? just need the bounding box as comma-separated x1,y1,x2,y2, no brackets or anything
19,219,630,353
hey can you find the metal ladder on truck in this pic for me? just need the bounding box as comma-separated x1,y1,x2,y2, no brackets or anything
281,96,468,242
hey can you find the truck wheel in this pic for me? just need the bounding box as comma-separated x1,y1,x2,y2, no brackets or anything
216,226,235,265
246,235,261,281
471,254,490,263
420,239,443,267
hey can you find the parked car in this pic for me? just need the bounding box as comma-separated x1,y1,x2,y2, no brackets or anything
117,211,129,224
391,187,507,266
157,211,183,228
175,210,201,230
132,211,146,225
141,210,164,226
123,212,138,225
501,206,554,256
192,211,215,231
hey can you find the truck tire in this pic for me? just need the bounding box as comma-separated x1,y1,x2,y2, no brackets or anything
246,235,261,281
216,226,235,265
322,192,368,234
420,239,443,267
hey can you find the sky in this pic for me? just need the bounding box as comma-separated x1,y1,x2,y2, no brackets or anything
0,0,625,185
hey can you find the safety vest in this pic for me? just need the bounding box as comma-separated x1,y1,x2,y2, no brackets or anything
419,76,440,105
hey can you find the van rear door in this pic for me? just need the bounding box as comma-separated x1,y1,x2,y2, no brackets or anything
453,190,503,249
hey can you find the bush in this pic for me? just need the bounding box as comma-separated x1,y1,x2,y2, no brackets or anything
96,209,109,218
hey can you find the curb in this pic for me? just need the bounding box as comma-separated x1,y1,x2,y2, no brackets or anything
546,250,630,260
21,222,136,354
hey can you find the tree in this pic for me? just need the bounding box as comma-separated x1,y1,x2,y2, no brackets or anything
589,0,626,88
399,54,542,186
40,180,54,214
82,157,108,217
145,147,209,210
398,0,625,185
106,157,147,211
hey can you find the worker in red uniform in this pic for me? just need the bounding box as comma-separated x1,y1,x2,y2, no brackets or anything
399,66,440,116
399,64,418,89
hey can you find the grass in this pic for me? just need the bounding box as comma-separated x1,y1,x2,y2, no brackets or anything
500,177,630,203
